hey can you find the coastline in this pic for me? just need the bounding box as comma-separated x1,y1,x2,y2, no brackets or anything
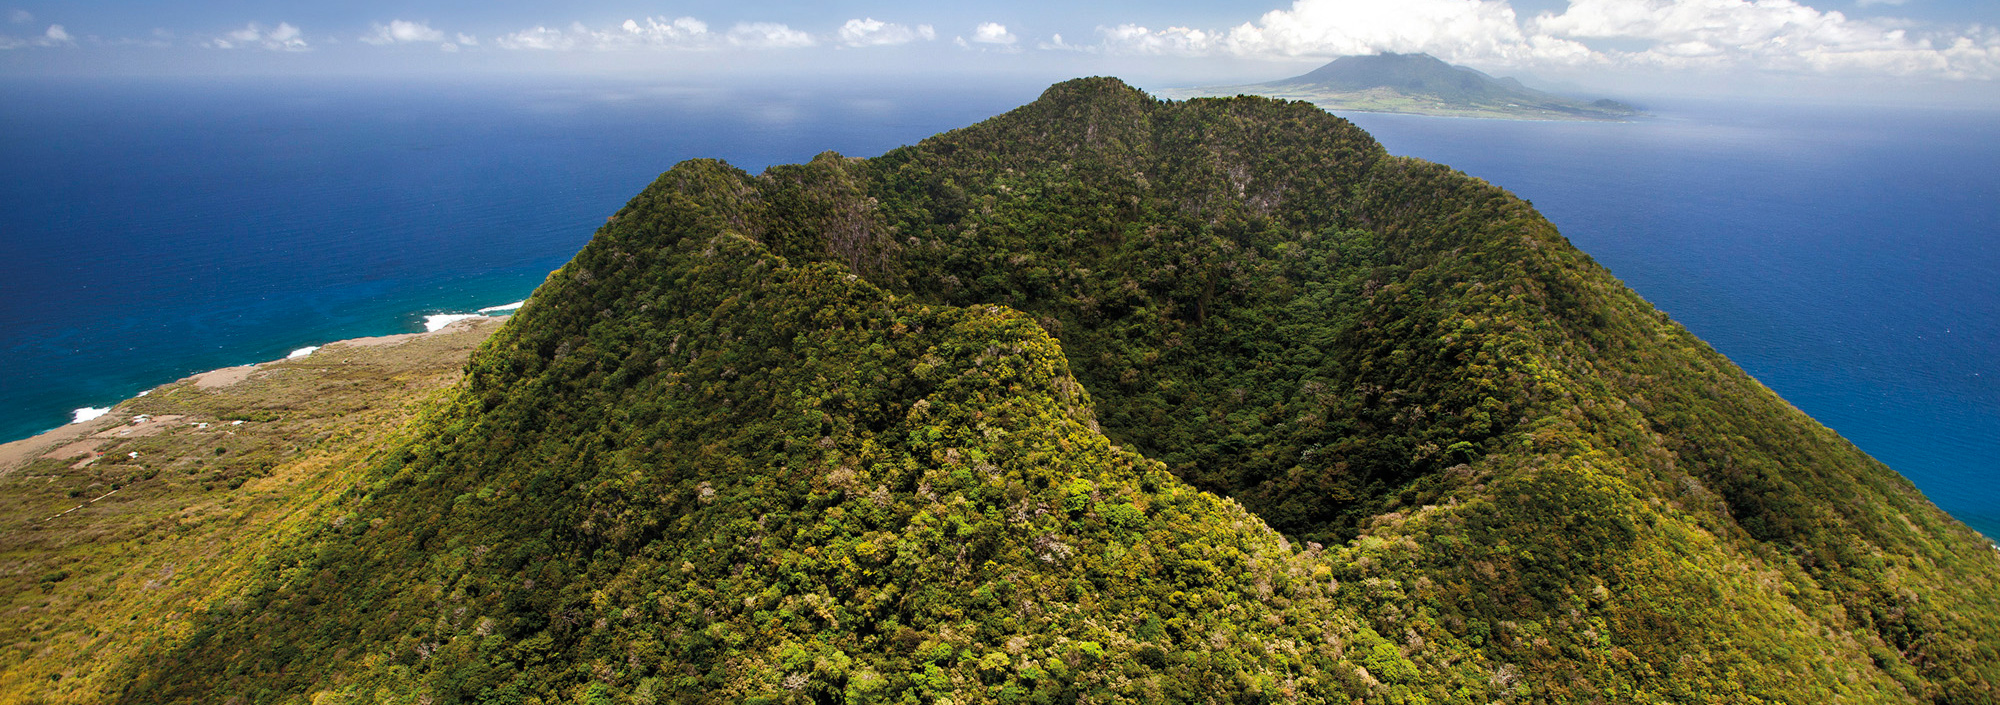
9,299,534,448
0,314,508,476
1154,86,1643,122
0,311,508,695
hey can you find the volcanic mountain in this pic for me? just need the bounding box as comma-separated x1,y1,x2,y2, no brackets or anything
3,78,1992,704
1165,52,1642,120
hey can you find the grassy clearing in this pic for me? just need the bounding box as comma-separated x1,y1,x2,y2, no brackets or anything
0,318,499,702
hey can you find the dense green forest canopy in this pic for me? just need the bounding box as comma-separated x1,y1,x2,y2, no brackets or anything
10,78,1996,705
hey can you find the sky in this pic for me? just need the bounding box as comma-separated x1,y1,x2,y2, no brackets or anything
2,0,1997,101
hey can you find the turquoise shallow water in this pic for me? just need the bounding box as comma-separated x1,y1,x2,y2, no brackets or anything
2,78,1993,540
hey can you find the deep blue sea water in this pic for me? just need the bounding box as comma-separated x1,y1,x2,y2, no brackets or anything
1342,104,2000,541
2,78,1994,540
0,75,1039,436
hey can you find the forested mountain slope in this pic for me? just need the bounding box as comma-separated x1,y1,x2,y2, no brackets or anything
12,78,1997,704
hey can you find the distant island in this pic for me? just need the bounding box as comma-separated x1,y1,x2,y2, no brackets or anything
1163,52,1643,121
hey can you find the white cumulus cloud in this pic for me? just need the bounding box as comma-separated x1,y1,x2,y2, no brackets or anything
361,20,446,46
621,16,711,46
727,22,814,49
206,21,309,51
958,22,1024,52
1079,0,2000,80
0,21,67,49
495,25,572,50
494,18,814,51
971,22,1017,46
9,9,31,24
497,17,727,51
1094,24,1219,55
264,22,305,50
838,18,934,47
1220,0,1591,65
1531,0,2000,77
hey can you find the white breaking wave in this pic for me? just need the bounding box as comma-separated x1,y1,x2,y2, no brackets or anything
55,300,520,435
425,299,523,331
423,313,480,332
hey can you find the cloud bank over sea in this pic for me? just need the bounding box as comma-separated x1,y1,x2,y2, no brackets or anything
4,0,1996,91
1081,0,2000,80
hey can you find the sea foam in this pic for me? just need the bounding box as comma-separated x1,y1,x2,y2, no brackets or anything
287,346,320,359
423,313,480,333
425,300,522,332
71,407,110,424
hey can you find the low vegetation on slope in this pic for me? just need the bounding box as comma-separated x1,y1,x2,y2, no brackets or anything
0,319,501,701
6,79,1995,705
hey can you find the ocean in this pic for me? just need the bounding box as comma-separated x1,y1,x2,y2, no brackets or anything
1341,103,2000,540
0,75,1041,435
2,77,1994,540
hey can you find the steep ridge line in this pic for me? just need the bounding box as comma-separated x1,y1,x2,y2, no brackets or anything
19,78,1991,704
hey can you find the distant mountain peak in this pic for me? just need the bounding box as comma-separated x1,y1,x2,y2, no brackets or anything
1165,52,1641,121
1290,53,1502,96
